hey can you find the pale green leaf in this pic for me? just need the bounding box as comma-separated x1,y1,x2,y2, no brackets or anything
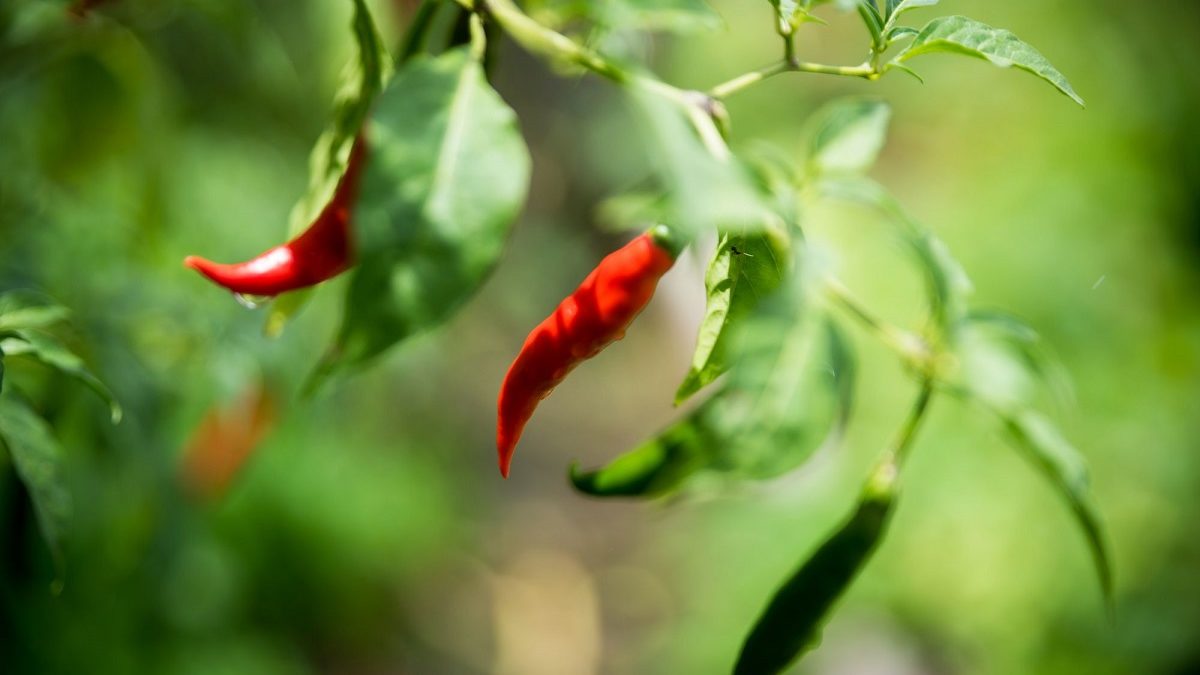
629,88,777,238
805,98,892,176
1004,410,1114,609
893,15,1084,105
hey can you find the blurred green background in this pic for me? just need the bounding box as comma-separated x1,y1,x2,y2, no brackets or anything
1,0,1198,673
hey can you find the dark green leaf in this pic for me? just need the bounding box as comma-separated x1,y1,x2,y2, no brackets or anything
855,0,885,47
0,392,71,566
675,226,790,404
2,331,121,423
265,0,391,335
1004,410,1114,610
734,462,897,674
318,47,531,379
804,98,892,176
892,15,1084,106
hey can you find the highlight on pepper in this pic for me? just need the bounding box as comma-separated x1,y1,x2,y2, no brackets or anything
184,139,367,298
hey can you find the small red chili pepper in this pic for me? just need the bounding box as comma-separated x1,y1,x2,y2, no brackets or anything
184,139,367,297
496,227,680,477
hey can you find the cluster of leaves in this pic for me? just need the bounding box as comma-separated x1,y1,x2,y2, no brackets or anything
0,293,119,572
28,0,1107,672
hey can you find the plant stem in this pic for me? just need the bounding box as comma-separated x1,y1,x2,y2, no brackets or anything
891,379,934,467
399,0,441,64
709,60,876,100
821,278,932,370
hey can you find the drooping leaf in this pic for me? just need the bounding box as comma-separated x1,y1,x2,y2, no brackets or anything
0,331,121,423
959,310,1074,409
892,15,1084,106
317,47,531,380
734,458,897,674
804,98,892,176
265,0,391,335
815,177,972,335
0,392,72,566
1003,410,1114,610
629,88,776,239
675,226,790,404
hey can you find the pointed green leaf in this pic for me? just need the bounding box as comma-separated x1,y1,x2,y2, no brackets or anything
893,15,1083,105
266,0,391,335
318,47,531,379
2,331,121,423
0,393,71,566
734,460,897,674
1004,410,1114,609
675,226,790,404
886,0,937,22
816,177,971,334
804,98,892,176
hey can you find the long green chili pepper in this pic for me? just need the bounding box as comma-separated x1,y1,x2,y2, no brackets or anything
733,465,896,675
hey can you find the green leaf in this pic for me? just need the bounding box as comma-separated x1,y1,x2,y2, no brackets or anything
892,15,1084,106
855,0,885,47
960,310,1074,409
1,331,121,424
0,392,72,566
629,88,777,239
1003,410,1114,610
318,47,531,379
0,293,70,332
734,462,897,674
718,280,849,479
885,0,937,22
816,177,972,334
675,226,790,404
804,98,892,176
605,0,722,33
265,0,391,335
570,396,720,498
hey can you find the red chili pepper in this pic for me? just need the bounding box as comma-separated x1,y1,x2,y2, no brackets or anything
496,227,679,477
184,139,367,297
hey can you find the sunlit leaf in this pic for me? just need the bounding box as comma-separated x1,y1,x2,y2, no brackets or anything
804,98,892,176
265,0,391,335
885,0,938,22
0,392,71,566
675,226,790,404
892,15,1084,106
1003,410,1114,610
629,88,776,238
734,460,897,674
317,47,531,380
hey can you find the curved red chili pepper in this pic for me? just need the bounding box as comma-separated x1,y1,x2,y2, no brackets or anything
184,139,367,297
497,229,678,477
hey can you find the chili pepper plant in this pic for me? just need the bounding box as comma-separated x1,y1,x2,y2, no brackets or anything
9,0,1114,673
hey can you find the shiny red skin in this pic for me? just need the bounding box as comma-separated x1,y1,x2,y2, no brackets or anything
496,233,676,477
184,140,367,297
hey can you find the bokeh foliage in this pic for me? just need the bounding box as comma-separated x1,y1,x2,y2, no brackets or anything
1,0,1198,674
